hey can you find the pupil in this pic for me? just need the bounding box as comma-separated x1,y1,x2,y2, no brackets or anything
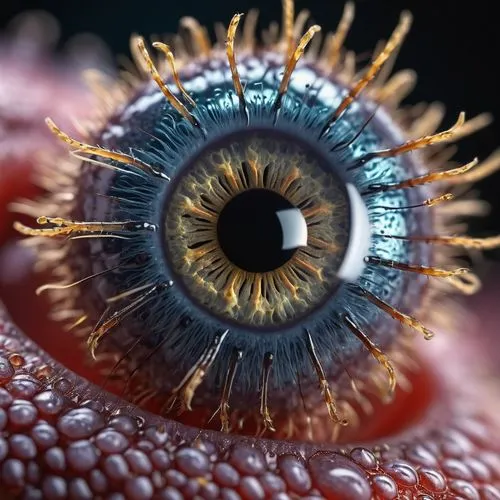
217,188,306,273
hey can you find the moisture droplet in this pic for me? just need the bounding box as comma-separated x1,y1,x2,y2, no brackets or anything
8,353,25,368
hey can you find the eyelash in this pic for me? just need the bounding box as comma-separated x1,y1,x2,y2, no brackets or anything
12,0,500,443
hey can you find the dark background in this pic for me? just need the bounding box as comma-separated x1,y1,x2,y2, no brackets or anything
1,0,499,256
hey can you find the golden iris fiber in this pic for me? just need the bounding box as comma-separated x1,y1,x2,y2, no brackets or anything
164,131,349,326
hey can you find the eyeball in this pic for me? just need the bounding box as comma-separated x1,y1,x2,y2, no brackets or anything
11,0,500,444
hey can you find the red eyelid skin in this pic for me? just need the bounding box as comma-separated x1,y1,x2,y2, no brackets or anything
1,261,500,499
2,16,500,500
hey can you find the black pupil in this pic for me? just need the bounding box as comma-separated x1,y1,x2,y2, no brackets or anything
217,188,301,273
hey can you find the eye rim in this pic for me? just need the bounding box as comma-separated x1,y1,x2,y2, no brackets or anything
0,291,500,499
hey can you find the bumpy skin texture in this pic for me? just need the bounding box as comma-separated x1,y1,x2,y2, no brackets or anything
2,13,500,500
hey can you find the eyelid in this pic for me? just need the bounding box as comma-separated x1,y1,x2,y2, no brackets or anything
1,283,500,498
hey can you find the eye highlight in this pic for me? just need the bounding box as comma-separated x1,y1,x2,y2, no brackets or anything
11,0,500,448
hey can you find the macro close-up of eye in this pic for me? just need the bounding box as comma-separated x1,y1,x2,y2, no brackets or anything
1,0,500,498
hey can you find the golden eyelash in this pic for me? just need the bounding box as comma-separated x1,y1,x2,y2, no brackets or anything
11,0,500,440
320,11,412,136
134,37,200,127
226,13,247,117
164,329,229,415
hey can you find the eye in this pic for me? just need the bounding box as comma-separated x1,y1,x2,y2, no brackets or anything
2,3,500,499
17,8,431,435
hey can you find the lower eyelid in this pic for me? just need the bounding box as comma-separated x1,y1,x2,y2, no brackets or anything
2,9,500,500
1,264,500,498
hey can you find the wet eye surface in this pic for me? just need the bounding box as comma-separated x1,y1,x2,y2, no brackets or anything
1,2,500,499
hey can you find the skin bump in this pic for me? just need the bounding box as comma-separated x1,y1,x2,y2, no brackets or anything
0,301,499,498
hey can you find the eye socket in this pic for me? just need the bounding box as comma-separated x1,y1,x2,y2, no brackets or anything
11,1,500,445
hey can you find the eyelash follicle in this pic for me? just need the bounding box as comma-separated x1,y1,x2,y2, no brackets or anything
14,0,500,442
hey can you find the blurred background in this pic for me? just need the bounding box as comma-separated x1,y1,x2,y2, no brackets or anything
1,0,499,258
